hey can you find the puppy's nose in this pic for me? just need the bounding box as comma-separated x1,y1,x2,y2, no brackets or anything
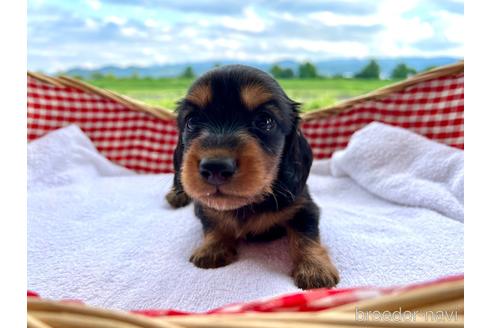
199,158,236,185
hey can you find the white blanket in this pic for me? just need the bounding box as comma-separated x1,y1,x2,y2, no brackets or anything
330,122,464,222
27,124,464,312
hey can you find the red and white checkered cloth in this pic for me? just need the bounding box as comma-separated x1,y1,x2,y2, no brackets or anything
27,274,463,316
27,73,464,174
27,77,178,174
302,74,464,159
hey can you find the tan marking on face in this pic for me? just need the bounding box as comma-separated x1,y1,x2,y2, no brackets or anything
180,133,281,211
240,83,272,110
186,83,212,107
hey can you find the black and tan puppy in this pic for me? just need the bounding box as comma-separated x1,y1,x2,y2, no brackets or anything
166,65,339,289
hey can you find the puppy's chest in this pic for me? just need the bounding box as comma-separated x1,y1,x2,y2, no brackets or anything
204,203,301,238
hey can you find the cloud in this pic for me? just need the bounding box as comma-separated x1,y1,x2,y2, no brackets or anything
428,0,463,15
283,39,370,57
99,0,246,15
98,0,379,15
309,11,381,27
262,15,384,42
412,37,460,51
85,0,101,11
266,0,379,15
220,7,266,33
411,10,463,52
27,0,463,72
104,16,126,26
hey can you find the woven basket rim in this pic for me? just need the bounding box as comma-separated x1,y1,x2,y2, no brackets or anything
28,60,463,122
27,278,463,328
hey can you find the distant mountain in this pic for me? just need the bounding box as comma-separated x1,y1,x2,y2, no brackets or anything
63,57,461,79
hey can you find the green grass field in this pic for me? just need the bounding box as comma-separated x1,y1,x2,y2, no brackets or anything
87,78,394,112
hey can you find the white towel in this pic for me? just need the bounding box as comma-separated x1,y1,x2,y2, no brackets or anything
28,124,463,312
330,122,464,222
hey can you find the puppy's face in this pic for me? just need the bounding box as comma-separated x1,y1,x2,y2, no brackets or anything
176,65,299,211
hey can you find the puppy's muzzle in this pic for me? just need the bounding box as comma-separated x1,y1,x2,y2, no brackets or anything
199,157,237,186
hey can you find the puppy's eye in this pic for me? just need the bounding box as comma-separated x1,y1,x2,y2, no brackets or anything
254,113,275,132
186,116,198,131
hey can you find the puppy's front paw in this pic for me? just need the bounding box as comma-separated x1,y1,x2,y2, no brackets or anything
190,245,238,269
165,187,191,208
293,261,339,289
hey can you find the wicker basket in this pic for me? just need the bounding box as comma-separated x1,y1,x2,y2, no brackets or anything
27,62,464,327
28,277,463,327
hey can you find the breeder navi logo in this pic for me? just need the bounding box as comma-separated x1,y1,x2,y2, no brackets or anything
355,307,459,323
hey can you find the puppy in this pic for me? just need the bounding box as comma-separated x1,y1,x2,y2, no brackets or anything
166,65,339,289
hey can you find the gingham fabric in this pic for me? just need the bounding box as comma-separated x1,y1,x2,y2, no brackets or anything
27,77,178,174
28,73,464,173
27,274,463,316
301,73,464,159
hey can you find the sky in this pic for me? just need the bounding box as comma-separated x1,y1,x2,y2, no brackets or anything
28,0,464,73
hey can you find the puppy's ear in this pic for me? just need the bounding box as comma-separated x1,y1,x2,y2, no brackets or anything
165,104,191,208
278,104,313,198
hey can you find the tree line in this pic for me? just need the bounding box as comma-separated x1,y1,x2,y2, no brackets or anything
270,60,425,80
85,60,435,81
163,60,430,80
